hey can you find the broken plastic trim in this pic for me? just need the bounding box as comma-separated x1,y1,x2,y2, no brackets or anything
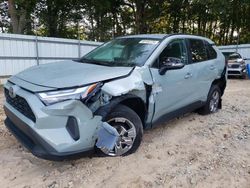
82,82,103,105
96,122,119,151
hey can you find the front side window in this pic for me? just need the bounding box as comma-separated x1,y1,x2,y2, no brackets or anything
158,39,188,67
81,38,161,67
189,39,207,63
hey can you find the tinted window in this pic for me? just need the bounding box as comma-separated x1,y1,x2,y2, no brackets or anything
159,39,188,66
189,39,207,63
205,42,217,60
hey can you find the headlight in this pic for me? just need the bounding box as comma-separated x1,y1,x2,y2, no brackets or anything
37,83,98,105
240,63,246,67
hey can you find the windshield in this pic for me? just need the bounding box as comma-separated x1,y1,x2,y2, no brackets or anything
222,52,233,60
229,54,241,60
80,38,161,67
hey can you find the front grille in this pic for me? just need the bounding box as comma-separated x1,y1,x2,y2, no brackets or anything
228,71,240,75
228,64,240,68
4,88,36,122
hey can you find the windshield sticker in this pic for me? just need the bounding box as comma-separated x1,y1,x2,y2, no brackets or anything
139,40,159,45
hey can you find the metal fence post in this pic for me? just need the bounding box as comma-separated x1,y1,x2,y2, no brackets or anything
35,34,39,65
78,21,81,58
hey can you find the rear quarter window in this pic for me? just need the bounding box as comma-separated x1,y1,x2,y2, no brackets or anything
205,42,217,60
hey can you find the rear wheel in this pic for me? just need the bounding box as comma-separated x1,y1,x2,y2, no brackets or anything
99,104,143,156
198,85,221,115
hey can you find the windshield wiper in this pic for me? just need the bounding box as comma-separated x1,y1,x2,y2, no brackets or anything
77,58,135,67
112,61,134,67
78,58,111,66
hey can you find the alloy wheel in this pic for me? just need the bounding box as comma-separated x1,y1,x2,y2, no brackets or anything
100,117,137,156
209,90,220,112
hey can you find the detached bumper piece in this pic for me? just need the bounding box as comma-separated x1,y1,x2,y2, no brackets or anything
4,107,94,161
96,122,119,151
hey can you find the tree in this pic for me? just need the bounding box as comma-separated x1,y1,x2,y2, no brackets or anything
7,0,36,34
0,1,10,32
1,0,250,44
35,0,83,37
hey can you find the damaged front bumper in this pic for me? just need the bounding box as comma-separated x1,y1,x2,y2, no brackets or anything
4,82,119,160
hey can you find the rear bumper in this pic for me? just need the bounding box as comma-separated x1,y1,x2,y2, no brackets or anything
4,106,94,161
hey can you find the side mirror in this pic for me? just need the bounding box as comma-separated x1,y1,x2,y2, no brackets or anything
159,57,185,75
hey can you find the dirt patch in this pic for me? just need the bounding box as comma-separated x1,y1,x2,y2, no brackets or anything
0,79,250,188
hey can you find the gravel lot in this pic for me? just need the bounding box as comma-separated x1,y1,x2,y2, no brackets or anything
0,79,250,188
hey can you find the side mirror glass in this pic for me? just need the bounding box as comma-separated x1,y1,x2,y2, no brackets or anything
159,57,185,75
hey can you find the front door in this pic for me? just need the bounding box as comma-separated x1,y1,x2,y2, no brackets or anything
150,38,196,122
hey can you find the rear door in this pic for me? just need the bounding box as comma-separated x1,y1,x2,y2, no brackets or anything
187,39,218,101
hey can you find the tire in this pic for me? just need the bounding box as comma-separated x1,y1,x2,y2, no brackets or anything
198,85,221,115
98,104,143,157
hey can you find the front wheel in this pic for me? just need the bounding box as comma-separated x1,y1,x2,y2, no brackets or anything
99,104,143,156
198,85,221,115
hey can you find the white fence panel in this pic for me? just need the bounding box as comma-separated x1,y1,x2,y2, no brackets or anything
0,33,101,78
1,33,249,84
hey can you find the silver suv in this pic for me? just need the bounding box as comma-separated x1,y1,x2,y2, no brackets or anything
223,52,247,79
3,34,227,160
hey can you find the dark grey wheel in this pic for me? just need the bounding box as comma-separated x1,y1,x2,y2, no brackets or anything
198,85,221,115
99,104,143,157
209,90,220,112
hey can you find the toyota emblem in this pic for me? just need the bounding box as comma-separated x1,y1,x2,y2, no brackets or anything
9,86,16,98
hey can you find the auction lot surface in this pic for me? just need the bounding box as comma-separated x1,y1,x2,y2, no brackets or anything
0,79,250,188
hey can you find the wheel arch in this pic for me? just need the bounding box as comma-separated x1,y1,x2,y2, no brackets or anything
94,94,147,128
211,76,226,96
211,76,226,109
211,65,227,96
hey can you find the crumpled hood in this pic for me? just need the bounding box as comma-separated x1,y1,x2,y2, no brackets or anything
14,61,133,89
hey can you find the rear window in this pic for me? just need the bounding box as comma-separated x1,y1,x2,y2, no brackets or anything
189,39,207,63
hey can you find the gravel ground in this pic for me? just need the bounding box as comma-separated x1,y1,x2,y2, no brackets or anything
0,79,250,188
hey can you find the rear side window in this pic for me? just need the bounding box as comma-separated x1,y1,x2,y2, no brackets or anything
189,39,207,63
205,42,217,60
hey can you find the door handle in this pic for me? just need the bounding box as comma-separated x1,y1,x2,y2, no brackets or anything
184,72,192,79
210,65,215,70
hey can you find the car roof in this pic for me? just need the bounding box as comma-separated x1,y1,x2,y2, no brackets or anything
117,34,169,39
222,51,237,54
117,34,215,44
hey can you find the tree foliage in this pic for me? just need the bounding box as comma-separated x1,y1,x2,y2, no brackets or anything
1,0,250,44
